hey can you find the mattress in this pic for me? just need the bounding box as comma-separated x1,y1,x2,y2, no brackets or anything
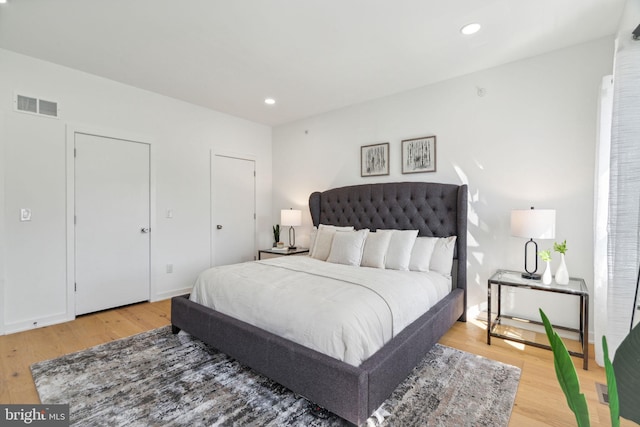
190,256,450,366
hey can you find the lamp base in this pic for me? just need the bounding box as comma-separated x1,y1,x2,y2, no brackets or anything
287,226,296,250
521,272,541,280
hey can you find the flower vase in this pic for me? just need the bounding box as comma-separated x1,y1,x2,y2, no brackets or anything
555,254,569,285
542,261,552,285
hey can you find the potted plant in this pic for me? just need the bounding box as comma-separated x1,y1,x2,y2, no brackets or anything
272,224,280,247
540,308,640,426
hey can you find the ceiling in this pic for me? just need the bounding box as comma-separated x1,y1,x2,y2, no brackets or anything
0,0,625,126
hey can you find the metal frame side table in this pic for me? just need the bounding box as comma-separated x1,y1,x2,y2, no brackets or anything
487,269,589,370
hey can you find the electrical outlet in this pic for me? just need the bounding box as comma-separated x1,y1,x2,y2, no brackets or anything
166,264,173,273
20,208,32,221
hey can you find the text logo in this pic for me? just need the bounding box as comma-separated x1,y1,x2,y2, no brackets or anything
1,405,69,426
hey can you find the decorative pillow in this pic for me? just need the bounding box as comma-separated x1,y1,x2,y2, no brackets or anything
430,236,457,276
309,226,318,253
327,229,370,266
409,237,438,272
378,229,419,271
361,231,392,269
310,224,354,260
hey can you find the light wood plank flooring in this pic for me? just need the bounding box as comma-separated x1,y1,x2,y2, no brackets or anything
0,300,632,426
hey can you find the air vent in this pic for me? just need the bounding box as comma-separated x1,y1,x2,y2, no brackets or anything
17,95,37,113
38,99,58,117
595,382,609,405
14,93,59,118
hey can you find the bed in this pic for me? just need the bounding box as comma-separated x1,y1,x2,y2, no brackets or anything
171,181,468,425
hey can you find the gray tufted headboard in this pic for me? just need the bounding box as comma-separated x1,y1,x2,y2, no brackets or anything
309,181,467,305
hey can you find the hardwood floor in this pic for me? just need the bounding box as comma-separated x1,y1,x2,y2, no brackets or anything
439,316,635,426
0,299,171,405
0,300,632,426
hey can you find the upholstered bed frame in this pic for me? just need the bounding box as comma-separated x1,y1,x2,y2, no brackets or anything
171,181,467,425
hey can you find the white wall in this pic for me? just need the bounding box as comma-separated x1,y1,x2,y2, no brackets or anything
273,37,614,338
0,48,272,334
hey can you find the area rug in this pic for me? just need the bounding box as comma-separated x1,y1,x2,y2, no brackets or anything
31,326,520,426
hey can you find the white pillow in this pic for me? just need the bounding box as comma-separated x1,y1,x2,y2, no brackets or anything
361,231,392,269
327,229,370,266
309,226,318,252
409,237,438,272
310,224,354,260
379,229,419,271
430,236,457,276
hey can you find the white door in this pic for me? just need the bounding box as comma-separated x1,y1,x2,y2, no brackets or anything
211,154,256,266
75,133,150,315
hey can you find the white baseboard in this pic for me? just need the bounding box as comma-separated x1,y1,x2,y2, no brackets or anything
3,312,73,335
151,287,191,302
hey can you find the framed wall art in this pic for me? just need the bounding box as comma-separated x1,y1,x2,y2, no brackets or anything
361,142,389,177
402,136,436,174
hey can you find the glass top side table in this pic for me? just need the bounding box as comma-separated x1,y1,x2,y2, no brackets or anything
258,247,309,260
487,269,589,370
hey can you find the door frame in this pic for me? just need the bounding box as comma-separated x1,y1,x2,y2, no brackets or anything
210,151,257,267
0,113,5,335
65,123,156,320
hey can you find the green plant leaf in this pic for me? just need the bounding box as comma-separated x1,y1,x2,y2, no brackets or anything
538,249,552,262
603,336,619,427
613,322,640,423
540,309,590,427
553,240,568,254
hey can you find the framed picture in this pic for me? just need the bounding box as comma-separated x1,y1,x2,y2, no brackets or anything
361,142,390,177
402,136,436,174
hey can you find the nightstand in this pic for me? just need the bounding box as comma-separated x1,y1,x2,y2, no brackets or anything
258,247,309,260
487,269,589,370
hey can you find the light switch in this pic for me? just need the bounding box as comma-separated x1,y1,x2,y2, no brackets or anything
20,208,32,222
166,209,173,219
166,264,173,273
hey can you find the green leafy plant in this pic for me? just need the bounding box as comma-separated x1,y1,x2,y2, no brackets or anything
540,309,590,426
540,308,640,426
554,240,568,254
272,224,280,244
539,249,552,262
603,337,619,427
612,321,640,423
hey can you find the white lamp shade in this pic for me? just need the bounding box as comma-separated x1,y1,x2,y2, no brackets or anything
510,209,556,239
280,209,302,227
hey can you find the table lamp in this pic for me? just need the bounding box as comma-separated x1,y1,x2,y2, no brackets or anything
511,207,556,279
281,209,302,249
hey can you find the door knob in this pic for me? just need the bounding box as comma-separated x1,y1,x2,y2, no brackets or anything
216,225,223,230
141,227,150,233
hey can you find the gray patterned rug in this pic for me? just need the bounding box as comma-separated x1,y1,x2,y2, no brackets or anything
31,326,520,426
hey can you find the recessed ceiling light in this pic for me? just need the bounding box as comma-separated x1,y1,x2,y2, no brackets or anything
460,23,481,36
0,0,8,4
264,98,276,105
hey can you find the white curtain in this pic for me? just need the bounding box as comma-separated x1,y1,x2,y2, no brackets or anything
594,76,613,366
596,2,640,364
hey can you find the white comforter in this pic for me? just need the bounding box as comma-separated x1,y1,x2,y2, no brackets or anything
190,256,450,366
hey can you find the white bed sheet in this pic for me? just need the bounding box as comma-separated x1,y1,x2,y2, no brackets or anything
190,256,450,366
